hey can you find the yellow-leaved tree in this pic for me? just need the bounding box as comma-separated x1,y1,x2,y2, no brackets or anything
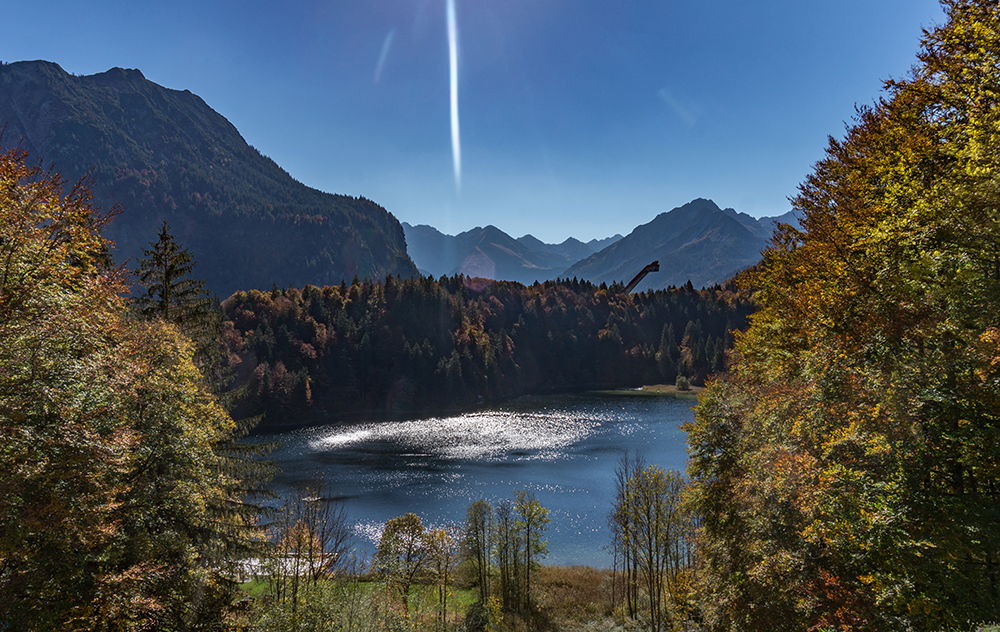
687,1,1000,630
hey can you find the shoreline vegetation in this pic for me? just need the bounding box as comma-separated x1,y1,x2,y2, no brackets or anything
234,564,620,631
607,383,705,397
250,384,703,435
221,276,747,433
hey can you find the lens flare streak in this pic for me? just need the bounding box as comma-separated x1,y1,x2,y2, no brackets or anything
447,0,461,192
374,28,395,83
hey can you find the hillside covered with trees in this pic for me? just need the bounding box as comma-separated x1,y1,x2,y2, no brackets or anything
0,60,417,297
220,276,753,430
687,1,1000,629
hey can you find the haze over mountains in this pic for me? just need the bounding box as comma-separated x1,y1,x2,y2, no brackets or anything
0,60,416,297
402,222,623,285
406,200,798,290
565,199,798,291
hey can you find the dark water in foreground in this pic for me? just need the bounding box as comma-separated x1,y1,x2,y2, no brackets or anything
263,391,696,568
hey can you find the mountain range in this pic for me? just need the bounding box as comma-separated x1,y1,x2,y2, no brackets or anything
405,200,797,290
402,222,622,284
0,60,417,298
0,60,797,297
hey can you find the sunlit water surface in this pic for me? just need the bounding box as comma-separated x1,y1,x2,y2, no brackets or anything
263,392,696,568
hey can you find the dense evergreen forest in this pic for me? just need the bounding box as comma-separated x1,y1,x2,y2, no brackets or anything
221,276,754,429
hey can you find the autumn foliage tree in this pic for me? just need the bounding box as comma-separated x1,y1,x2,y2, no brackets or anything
687,2,1000,629
374,513,433,615
221,274,752,428
609,453,696,631
264,482,353,614
461,494,549,617
464,499,495,603
0,147,256,629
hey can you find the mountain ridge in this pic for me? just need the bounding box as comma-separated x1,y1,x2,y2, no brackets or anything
401,222,621,284
405,200,796,289
0,60,417,297
564,198,792,290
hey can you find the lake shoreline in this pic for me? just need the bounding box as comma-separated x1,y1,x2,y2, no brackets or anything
250,383,702,435
260,391,696,568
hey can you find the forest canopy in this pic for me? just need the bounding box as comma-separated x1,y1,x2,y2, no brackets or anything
687,1,1000,629
220,276,754,429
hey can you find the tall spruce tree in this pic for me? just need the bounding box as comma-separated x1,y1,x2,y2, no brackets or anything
134,222,246,403
134,222,275,578
135,222,218,362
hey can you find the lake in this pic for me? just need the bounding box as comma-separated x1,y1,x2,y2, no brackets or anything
263,390,697,568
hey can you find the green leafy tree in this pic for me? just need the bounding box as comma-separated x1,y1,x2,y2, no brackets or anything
513,490,550,613
494,499,519,611
464,499,496,603
373,512,431,615
427,524,462,629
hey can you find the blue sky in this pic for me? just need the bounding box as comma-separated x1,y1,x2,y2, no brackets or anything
3,1,943,243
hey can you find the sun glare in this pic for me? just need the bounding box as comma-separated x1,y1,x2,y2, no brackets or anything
447,0,461,193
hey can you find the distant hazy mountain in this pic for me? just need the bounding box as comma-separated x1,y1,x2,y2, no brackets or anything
402,222,622,284
588,234,625,251
0,60,417,297
515,235,596,265
563,198,798,291
404,200,795,289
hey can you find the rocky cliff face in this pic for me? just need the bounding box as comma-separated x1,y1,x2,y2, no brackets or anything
0,60,417,297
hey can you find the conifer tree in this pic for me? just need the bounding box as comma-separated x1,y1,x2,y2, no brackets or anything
136,223,277,576
136,221,212,324
135,222,219,364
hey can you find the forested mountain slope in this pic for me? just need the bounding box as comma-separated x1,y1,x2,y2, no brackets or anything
0,60,417,297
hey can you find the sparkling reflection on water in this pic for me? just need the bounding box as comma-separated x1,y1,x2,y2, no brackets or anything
264,392,696,568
